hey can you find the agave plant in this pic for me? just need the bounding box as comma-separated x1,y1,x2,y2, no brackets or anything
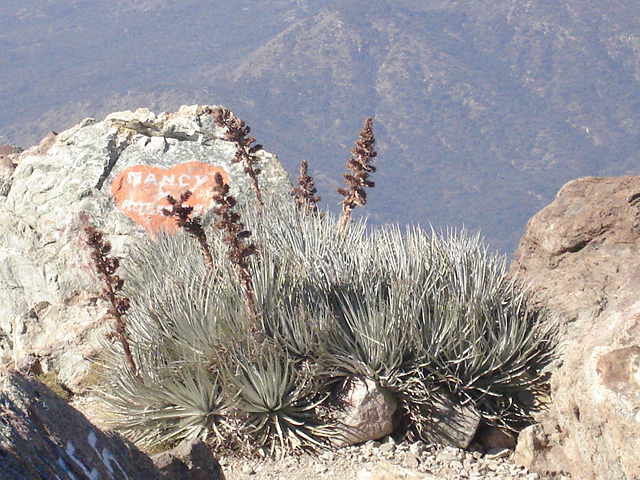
97,357,228,449
320,285,418,390
224,342,335,456
94,185,557,453
408,230,559,432
252,253,328,361
237,191,369,289
95,230,246,449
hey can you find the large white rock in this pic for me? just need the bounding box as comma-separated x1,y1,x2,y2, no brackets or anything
0,105,290,394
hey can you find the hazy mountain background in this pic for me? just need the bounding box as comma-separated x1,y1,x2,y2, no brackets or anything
2,0,640,253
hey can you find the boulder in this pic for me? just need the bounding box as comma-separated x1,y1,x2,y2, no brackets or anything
0,105,290,397
512,424,569,475
510,176,640,339
335,378,398,446
475,425,516,452
0,368,160,479
417,392,481,450
510,176,640,479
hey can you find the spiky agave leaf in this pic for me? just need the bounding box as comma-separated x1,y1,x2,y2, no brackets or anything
238,191,370,291
119,228,251,364
250,250,330,360
225,342,335,456
320,284,419,390
411,229,559,431
97,359,228,449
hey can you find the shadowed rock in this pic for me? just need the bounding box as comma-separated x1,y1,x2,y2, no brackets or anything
0,369,161,479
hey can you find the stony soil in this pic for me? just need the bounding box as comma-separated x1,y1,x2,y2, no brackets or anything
71,395,572,480
219,437,572,480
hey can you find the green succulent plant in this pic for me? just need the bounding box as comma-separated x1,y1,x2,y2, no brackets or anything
224,342,335,456
95,187,557,454
98,358,227,449
406,230,558,434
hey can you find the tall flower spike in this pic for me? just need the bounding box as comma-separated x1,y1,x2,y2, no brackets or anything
161,191,214,271
292,159,321,214
210,173,259,325
210,107,264,207
84,225,138,377
337,117,377,233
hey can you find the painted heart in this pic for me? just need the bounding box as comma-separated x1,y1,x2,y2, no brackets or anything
111,162,229,233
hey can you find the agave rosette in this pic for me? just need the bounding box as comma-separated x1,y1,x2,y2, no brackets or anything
225,342,334,456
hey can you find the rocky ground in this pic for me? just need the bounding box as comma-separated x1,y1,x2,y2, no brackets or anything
218,437,572,480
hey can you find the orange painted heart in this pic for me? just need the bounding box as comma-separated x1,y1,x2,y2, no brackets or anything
111,162,229,233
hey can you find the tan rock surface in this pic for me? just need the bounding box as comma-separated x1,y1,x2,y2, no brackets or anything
510,176,640,480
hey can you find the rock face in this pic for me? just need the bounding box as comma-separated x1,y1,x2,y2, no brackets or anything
0,369,160,479
510,176,640,480
0,144,19,196
0,105,290,394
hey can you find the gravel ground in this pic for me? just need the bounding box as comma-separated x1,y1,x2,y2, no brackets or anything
219,437,572,480
70,396,571,480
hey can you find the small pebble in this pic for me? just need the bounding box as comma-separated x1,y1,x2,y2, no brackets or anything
320,451,334,462
403,452,420,469
379,442,396,454
409,441,426,455
486,448,512,459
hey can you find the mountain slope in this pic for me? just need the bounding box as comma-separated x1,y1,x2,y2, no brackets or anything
2,0,640,252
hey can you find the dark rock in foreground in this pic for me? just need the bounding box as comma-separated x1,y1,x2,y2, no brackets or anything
0,368,224,479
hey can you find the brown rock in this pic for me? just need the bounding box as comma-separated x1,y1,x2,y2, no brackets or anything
16,131,58,162
0,144,21,162
510,176,640,338
335,378,398,446
0,144,18,156
476,425,516,451
153,453,191,479
0,144,19,196
510,176,640,480
513,424,569,474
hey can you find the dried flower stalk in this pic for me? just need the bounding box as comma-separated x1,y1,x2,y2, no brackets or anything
210,107,264,207
291,159,320,214
210,173,259,323
161,191,214,271
84,225,138,376
337,117,377,234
